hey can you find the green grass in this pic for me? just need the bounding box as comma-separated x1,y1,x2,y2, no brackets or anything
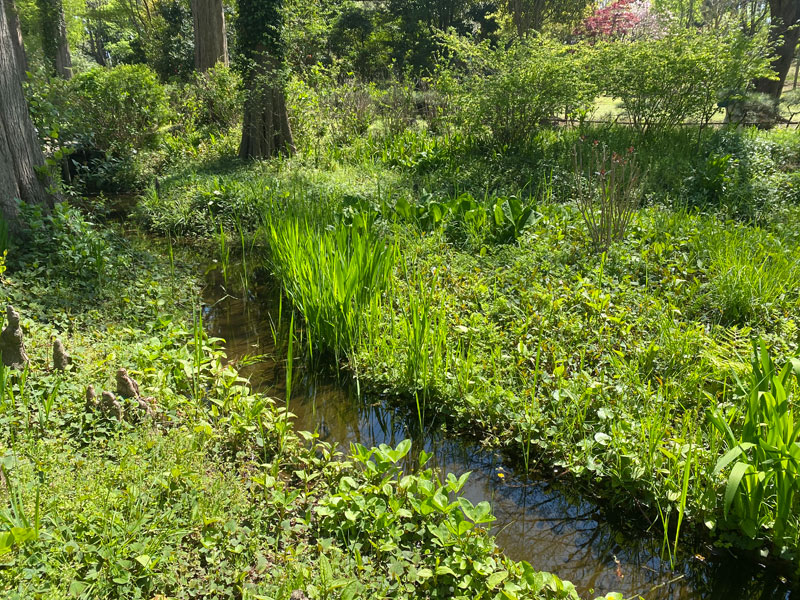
133,111,800,573
0,210,578,600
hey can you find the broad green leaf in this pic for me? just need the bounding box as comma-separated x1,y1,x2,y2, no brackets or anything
487,570,509,589
724,462,750,520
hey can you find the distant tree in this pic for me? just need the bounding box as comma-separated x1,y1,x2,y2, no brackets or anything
755,0,800,98
237,0,294,158
576,0,666,41
4,0,26,77
37,0,72,78
386,0,474,72
0,0,54,230
506,0,589,36
192,0,228,71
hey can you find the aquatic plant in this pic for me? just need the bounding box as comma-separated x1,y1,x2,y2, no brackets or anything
708,342,800,545
264,216,396,359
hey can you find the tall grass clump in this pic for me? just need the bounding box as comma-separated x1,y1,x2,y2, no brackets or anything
573,141,642,253
702,227,800,324
263,216,396,359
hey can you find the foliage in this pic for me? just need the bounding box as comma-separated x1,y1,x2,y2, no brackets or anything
701,226,800,325
576,0,667,41
67,64,169,154
136,124,800,571
439,35,596,144
394,191,539,250
687,128,800,222
595,27,774,132
264,215,396,356
315,440,581,599
14,202,116,285
0,220,576,600
573,141,642,252
708,342,800,545
177,64,244,132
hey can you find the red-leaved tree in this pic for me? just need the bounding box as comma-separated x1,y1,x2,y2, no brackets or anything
576,0,665,42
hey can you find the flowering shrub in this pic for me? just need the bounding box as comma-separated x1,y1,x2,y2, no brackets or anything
576,0,668,41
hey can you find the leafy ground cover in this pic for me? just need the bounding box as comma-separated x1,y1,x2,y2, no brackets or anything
0,207,584,599
136,121,800,576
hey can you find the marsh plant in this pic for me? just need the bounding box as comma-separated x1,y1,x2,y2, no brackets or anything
264,216,396,359
708,342,800,546
573,141,642,253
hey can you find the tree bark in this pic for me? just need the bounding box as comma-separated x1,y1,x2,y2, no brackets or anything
755,0,800,98
37,0,72,79
0,0,54,231
239,58,294,159
192,0,228,71
4,0,26,78
508,0,545,36
237,0,294,159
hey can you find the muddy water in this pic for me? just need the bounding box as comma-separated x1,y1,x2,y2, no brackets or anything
202,277,797,600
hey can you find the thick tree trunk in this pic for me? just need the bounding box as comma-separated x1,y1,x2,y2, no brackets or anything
239,61,294,159
4,0,26,78
37,0,72,79
236,0,294,159
0,0,53,231
192,0,228,71
755,0,800,98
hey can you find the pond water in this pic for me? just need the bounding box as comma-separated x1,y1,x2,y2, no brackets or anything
202,276,797,600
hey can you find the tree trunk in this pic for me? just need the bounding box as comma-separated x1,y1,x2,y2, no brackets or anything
4,0,26,78
37,0,72,79
239,58,294,158
755,0,800,98
237,0,294,159
508,0,545,36
0,0,54,232
192,0,228,71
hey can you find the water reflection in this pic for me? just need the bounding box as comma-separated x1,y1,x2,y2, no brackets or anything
202,275,796,600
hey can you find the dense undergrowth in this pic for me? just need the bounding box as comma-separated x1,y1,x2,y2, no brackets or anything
133,118,800,579
0,208,585,599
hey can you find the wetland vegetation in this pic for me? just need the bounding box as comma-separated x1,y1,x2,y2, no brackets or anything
2,0,800,598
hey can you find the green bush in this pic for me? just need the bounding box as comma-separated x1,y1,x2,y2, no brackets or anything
183,64,243,131
439,35,595,145
14,203,116,285
596,28,773,133
688,129,799,222
68,65,169,154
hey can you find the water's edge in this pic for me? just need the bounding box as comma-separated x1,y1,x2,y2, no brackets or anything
202,274,796,600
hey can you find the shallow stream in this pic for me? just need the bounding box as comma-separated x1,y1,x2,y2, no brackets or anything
202,276,797,600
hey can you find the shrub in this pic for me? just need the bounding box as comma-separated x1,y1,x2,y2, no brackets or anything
688,129,799,222
185,64,243,131
68,65,169,154
595,28,773,133
15,203,116,284
439,35,596,145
